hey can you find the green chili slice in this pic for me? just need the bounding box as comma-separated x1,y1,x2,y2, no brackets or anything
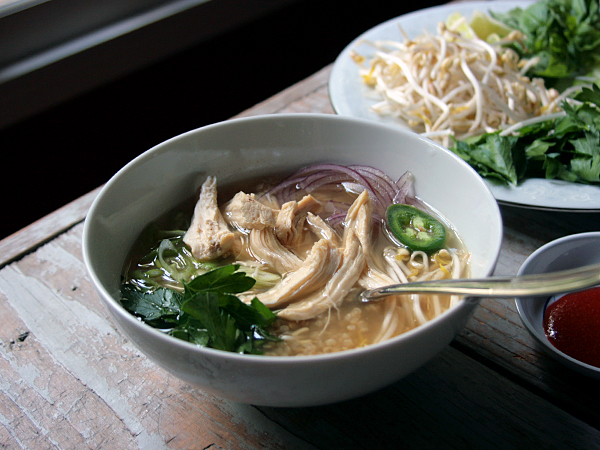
386,204,446,254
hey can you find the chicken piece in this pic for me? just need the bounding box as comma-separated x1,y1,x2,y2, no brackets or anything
249,228,303,274
343,190,395,289
183,177,235,261
274,201,300,243
275,195,322,246
250,238,342,308
348,192,399,344
224,191,277,231
278,229,365,321
305,212,340,245
358,266,395,290
342,190,369,240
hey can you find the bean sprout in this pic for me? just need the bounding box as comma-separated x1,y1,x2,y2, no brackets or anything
354,21,562,147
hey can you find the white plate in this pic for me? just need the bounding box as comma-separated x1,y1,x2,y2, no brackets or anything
329,1,600,212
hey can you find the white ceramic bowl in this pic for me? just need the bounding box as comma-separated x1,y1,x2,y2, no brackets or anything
516,232,600,379
82,114,502,406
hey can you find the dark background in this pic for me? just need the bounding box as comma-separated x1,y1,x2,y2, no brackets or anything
0,0,445,239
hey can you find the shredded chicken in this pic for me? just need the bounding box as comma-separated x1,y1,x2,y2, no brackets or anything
249,238,342,308
183,176,235,261
305,212,340,245
278,229,365,321
342,190,395,288
275,195,322,246
249,228,304,274
184,176,466,342
344,189,399,343
224,191,277,231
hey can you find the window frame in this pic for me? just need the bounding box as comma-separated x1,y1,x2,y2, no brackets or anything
0,0,298,129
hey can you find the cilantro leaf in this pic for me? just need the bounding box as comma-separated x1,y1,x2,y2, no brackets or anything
185,264,255,295
575,83,600,106
569,131,600,181
120,284,183,328
120,264,279,354
491,0,600,83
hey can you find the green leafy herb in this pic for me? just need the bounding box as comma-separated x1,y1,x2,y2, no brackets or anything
184,263,256,295
450,84,600,185
452,134,520,185
126,222,279,293
121,284,183,329
490,0,600,84
121,265,279,354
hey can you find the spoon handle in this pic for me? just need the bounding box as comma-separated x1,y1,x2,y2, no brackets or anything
361,262,600,301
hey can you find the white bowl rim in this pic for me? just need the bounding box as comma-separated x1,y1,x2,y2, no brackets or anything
82,112,503,364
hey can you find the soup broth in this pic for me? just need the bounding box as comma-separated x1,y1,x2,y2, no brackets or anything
121,166,470,356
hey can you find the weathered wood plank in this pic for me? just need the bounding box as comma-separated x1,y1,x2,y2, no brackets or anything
1,222,599,449
0,224,313,450
455,206,600,428
258,345,600,450
232,65,334,118
2,29,600,449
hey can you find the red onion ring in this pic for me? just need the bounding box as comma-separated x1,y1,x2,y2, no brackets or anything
266,164,415,219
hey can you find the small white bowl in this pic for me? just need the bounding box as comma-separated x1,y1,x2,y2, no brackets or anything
82,113,502,406
516,232,600,379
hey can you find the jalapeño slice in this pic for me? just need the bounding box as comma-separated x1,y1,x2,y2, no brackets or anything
386,204,446,254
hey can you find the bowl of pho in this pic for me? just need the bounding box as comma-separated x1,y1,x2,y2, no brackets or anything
82,113,502,406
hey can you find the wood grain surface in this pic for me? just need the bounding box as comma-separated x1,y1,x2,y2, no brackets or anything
2,49,600,449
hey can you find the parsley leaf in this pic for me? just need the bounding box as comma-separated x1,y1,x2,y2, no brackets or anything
120,265,279,354
121,284,183,329
169,315,211,347
182,291,239,352
184,264,256,295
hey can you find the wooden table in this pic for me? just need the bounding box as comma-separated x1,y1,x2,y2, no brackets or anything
2,53,600,450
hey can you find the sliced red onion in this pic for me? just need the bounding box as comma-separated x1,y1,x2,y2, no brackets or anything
266,164,415,219
341,182,366,195
299,173,351,193
349,165,397,202
393,171,416,205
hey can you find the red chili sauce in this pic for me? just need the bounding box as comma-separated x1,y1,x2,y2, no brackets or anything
543,286,600,368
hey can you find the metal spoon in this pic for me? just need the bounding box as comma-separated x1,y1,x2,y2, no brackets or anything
359,262,600,302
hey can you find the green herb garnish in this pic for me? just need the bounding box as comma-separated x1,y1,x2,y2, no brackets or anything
490,0,600,85
121,265,279,354
450,84,600,185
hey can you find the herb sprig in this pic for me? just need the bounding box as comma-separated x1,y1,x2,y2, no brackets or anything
490,0,600,84
451,84,600,185
121,265,279,354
